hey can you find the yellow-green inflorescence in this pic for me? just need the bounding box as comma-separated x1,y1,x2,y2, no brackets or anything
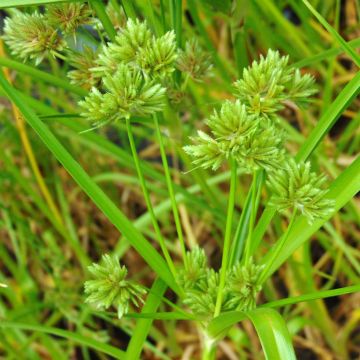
177,247,263,320
3,11,65,65
267,158,335,223
84,254,146,319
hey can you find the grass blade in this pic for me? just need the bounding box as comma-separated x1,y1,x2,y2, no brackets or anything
208,308,297,360
246,308,296,360
0,0,79,7
0,69,180,294
0,57,87,96
263,285,360,308
0,322,125,359
302,0,360,67
126,278,167,360
89,0,117,41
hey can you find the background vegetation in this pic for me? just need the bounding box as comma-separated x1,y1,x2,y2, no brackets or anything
0,0,359,359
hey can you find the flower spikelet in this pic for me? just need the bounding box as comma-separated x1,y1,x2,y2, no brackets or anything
267,158,335,223
84,254,146,319
287,68,317,105
183,268,221,317
3,11,65,65
79,64,166,127
233,49,317,117
183,131,227,171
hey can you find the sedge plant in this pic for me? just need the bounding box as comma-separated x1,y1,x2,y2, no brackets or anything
0,2,359,360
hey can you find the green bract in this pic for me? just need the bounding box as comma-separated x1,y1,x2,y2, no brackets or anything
79,64,166,127
267,158,335,223
84,254,146,319
2,12,65,65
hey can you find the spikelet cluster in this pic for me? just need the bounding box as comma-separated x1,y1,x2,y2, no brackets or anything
178,247,263,319
46,3,93,35
79,18,177,127
233,49,317,118
92,19,177,80
2,6,93,65
67,46,100,89
184,100,285,172
3,12,65,65
177,39,212,81
79,64,166,127
267,158,335,223
84,254,146,319
184,49,317,173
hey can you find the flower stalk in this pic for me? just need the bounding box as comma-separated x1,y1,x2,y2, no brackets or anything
154,114,188,268
126,118,177,279
214,158,237,317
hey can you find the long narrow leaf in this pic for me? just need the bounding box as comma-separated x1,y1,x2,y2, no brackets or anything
0,0,79,7
302,0,360,66
0,57,87,97
0,322,125,359
208,308,297,360
246,308,296,360
126,278,167,360
263,285,360,308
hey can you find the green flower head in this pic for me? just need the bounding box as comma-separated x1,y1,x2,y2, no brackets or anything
178,252,263,317
84,254,146,319
137,31,177,78
3,11,65,65
233,49,316,118
92,18,152,77
233,49,291,117
46,3,93,35
227,259,264,312
177,38,212,81
177,246,208,290
67,46,100,89
79,63,166,127
184,100,284,172
267,158,335,223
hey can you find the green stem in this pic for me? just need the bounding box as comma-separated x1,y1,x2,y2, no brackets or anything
89,0,117,41
126,118,177,279
214,158,237,317
243,170,259,265
154,114,187,267
259,209,298,284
